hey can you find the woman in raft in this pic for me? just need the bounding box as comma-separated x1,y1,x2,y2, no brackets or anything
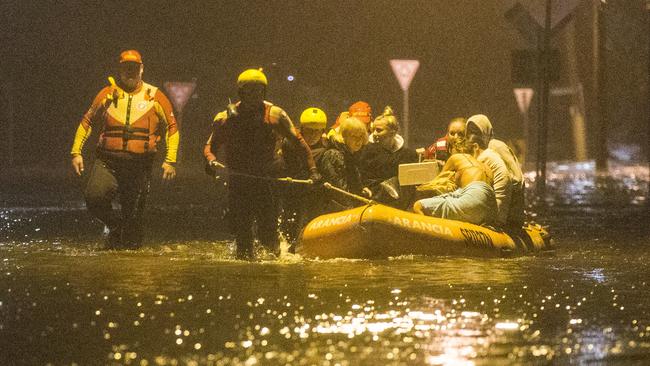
413,134,497,226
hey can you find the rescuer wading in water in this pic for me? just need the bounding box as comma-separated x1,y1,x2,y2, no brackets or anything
70,50,179,249
204,69,320,259
279,107,329,250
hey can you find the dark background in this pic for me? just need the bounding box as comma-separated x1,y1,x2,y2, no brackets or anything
0,0,647,171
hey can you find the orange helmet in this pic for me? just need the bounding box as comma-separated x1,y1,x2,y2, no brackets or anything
348,101,372,124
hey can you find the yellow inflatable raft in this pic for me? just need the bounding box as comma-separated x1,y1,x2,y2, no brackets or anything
298,204,552,259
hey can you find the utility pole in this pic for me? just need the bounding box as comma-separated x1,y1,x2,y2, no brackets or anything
536,0,552,202
595,0,609,172
646,0,650,208
0,78,15,169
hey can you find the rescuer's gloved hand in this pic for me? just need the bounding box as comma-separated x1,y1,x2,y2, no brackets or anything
204,162,213,176
205,160,222,176
226,100,238,118
308,167,322,185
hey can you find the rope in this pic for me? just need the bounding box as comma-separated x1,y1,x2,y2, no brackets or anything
322,182,374,205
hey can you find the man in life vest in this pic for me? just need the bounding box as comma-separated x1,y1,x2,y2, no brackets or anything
204,69,320,259
70,50,179,249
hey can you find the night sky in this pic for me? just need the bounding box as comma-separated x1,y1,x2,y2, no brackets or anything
0,0,647,168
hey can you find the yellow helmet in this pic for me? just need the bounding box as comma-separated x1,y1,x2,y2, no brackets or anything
299,107,327,129
237,68,268,88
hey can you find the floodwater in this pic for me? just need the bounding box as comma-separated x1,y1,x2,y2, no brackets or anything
1,162,649,365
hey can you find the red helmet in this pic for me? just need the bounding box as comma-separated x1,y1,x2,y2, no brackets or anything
348,101,372,124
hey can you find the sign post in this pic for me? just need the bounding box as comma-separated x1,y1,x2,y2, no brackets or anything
163,80,197,161
505,0,580,202
390,60,419,146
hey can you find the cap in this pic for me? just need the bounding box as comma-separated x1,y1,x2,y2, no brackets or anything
119,50,143,64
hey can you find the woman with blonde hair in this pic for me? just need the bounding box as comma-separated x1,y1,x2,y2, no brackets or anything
359,106,418,208
320,117,369,210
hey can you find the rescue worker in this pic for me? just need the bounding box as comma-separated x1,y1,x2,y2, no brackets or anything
348,101,373,133
359,106,418,208
466,114,525,228
320,117,369,211
413,135,497,226
279,107,328,249
326,101,373,143
70,49,178,249
204,69,319,259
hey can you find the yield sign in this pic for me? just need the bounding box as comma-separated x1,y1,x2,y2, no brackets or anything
513,87,534,114
390,60,420,91
163,81,197,113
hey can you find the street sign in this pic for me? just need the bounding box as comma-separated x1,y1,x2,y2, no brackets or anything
163,81,197,113
511,49,560,84
390,60,420,91
519,0,580,30
514,88,534,114
504,0,579,44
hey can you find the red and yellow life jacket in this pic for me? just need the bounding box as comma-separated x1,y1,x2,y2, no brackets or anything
98,82,168,157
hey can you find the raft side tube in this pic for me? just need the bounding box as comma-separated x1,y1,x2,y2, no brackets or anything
298,204,550,259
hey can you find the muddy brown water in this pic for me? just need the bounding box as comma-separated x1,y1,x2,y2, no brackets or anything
1,163,649,365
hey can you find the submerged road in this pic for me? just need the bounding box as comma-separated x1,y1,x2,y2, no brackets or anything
1,162,649,365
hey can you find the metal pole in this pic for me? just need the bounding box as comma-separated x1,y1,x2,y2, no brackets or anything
595,0,609,171
403,89,409,147
646,0,650,208
522,110,529,165
536,0,552,202
0,79,14,169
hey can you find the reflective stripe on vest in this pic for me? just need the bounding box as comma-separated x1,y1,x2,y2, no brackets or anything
100,82,159,154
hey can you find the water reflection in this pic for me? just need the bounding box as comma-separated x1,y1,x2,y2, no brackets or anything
1,162,649,364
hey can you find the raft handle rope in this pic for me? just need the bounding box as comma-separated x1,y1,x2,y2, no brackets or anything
322,182,375,206
209,160,314,185
210,160,374,205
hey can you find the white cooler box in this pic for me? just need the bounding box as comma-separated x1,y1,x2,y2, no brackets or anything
398,162,440,186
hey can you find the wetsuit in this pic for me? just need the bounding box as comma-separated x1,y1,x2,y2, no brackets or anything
204,101,316,258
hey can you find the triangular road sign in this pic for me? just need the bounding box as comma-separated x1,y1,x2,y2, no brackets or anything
514,87,534,114
164,81,197,113
390,60,420,91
